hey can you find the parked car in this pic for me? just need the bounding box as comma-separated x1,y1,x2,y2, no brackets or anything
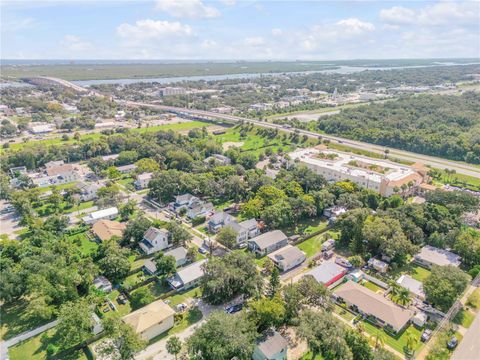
324,250,334,260
335,257,352,268
176,303,187,312
447,336,458,350
198,247,207,254
421,329,432,342
117,293,127,305
225,303,243,314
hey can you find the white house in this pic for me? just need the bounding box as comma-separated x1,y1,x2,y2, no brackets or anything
248,230,289,257
76,181,100,201
207,211,233,233
139,227,172,255
414,245,461,269
168,259,207,290
173,193,201,212
134,173,153,189
253,330,288,360
227,219,260,245
187,202,214,220
82,207,118,224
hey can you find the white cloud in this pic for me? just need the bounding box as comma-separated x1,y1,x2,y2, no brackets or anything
336,18,375,34
219,0,236,5
243,36,266,47
61,35,92,51
271,28,283,36
117,19,194,41
379,6,415,25
155,0,221,19
201,39,218,49
380,2,479,26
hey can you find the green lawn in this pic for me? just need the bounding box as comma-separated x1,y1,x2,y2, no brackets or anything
409,265,431,282
104,290,132,318
362,280,385,293
147,307,203,345
362,321,423,355
333,304,356,321
3,121,212,153
281,217,329,237
300,352,324,360
68,232,98,256
122,271,148,289
164,286,202,307
8,329,91,360
297,232,329,258
62,200,95,214
453,308,475,328
0,301,51,341
254,256,269,268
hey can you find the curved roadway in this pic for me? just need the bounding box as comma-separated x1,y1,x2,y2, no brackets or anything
125,101,480,178
29,76,480,178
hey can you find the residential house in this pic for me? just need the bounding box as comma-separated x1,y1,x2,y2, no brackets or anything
187,202,214,220
368,258,389,273
93,276,112,292
122,299,175,341
76,181,100,201
45,160,65,168
334,281,414,333
173,193,201,213
134,173,153,189
268,245,306,272
39,163,79,186
253,330,288,360
208,211,234,233
143,259,158,276
414,245,461,269
143,247,189,275
306,262,347,288
139,227,172,255
322,238,336,252
204,154,231,166
228,218,260,245
396,275,426,300
323,206,347,220
91,220,126,242
164,246,188,267
247,230,288,257
117,164,137,174
82,207,118,224
30,124,55,134
168,259,207,290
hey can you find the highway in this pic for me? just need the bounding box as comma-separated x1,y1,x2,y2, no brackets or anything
124,101,480,178
28,76,480,178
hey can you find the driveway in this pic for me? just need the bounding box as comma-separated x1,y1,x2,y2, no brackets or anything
135,300,221,360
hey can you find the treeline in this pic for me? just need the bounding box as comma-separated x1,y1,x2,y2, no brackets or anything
318,92,480,163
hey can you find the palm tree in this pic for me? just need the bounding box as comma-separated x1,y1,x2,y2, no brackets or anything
389,280,401,299
372,332,385,350
397,288,411,307
405,330,418,355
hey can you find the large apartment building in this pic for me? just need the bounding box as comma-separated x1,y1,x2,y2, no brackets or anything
289,147,427,197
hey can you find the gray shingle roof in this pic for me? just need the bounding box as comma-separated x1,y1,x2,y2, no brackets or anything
249,230,287,250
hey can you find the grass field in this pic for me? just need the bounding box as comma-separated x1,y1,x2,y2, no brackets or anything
164,286,202,307
408,265,431,282
362,280,385,293
297,234,327,258
333,304,356,321
68,231,98,256
362,321,423,355
0,301,51,341
300,352,324,360
452,308,475,328
105,290,131,318
2,121,212,152
8,329,91,360
281,217,329,237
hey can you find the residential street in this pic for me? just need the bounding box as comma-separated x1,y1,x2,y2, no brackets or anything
0,320,59,360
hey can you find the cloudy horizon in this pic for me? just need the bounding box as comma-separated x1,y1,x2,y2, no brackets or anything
1,0,479,60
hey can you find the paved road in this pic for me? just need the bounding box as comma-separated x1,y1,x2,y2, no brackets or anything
125,101,480,178
451,296,480,360
0,320,58,359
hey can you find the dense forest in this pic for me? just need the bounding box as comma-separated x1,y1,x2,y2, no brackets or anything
318,92,480,163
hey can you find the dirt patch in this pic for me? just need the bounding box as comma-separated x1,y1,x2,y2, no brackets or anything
222,141,244,150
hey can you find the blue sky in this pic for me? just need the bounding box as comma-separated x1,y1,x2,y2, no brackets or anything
1,0,479,60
